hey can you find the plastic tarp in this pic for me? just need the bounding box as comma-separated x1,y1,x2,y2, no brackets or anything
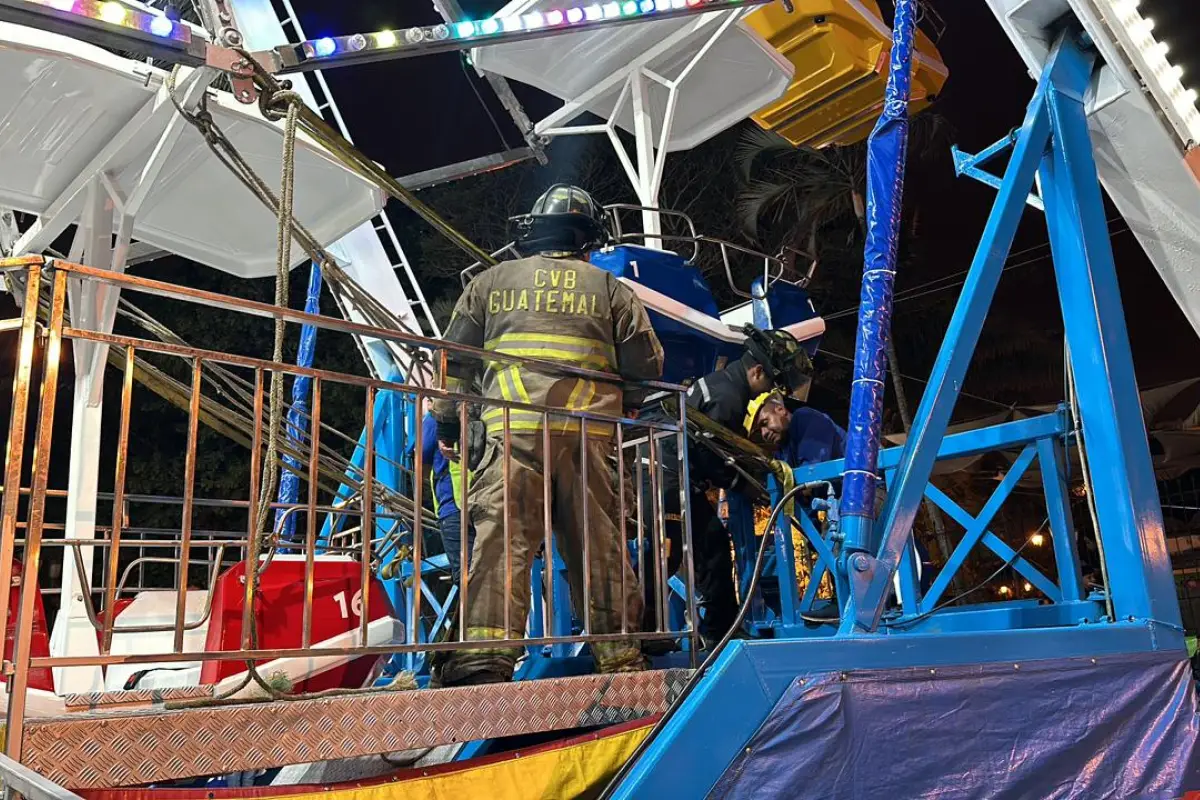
711,651,1200,800
841,0,916,522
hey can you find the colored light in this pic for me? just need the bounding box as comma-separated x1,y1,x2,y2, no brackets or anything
584,5,603,20
313,36,336,57
1030,533,1045,547
621,1,638,14
1022,582,1033,592
602,2,621,17
374,30,396,47
524,12,544,27
457,20,478,36
46,0,75,10
148,14,173,36
672,0,687,8
640,0,655,11
98,1,127,24
502,14,522,31
567,7,585,22
998,585,1011,596
1168,64,1184,81
546,9,564,25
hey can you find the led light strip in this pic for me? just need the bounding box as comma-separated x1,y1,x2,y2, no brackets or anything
275,0,763,74
1094,0,1200,144
3,0,195,44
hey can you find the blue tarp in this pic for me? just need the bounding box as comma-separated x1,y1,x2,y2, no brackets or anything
275,261,322,544
841,0,916,524
711,651,1200,799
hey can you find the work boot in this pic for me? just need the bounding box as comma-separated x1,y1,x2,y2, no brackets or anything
641,637,681,658
428,649,517,689
428,659,512,689
593,641,648,674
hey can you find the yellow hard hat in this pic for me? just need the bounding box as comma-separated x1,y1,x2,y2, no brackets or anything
744,390,783,435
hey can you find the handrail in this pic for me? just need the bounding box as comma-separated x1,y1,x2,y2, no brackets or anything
0,752,83,800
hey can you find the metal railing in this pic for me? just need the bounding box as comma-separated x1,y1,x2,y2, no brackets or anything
0,256,697,761
0,752,82,800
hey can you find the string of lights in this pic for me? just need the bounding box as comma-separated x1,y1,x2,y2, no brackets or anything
273,0,765,73
0,0,206,62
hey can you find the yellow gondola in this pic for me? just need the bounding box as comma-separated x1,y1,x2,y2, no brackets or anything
746,0,949,148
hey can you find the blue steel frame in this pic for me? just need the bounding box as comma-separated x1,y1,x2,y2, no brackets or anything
612,30,1185,798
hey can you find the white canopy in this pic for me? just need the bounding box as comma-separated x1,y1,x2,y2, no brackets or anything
473,3,793,152
0,23,384,278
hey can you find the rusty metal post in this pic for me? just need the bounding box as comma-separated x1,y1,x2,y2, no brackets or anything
100,346,135,654
0,266,43,653
6,268,67,760
173,359,202,653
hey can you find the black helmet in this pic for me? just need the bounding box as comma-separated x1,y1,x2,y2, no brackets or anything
511,184,609,256
742,325,814,396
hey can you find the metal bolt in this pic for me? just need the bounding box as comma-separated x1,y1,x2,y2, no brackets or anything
222,28,243,46
238,90,252,101
851,554,870,573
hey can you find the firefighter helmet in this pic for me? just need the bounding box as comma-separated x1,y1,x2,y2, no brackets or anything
743,325,814,397
511,184,610,256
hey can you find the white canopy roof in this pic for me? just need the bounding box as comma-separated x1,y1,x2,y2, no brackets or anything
0,23,384,278
473,4,793,152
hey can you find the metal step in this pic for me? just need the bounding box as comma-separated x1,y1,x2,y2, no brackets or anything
21,669,692,788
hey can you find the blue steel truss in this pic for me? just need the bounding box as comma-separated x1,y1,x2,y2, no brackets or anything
612,30,1186,798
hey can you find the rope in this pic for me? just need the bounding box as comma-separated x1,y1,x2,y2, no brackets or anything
155,72,424,703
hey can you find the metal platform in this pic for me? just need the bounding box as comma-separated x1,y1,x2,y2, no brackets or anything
20,669,691,789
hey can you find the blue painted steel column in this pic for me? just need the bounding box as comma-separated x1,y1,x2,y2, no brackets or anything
1038,40,1181,627
845,40,1059,633
840,0,917,559
275,262,322,547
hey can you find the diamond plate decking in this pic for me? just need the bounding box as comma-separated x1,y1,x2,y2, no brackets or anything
21,669,691,789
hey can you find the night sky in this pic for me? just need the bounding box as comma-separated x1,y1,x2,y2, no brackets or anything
292,0,1200,395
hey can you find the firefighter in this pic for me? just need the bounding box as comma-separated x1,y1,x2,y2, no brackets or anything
430,184,664,687
415,406,480,587
645,328,814,647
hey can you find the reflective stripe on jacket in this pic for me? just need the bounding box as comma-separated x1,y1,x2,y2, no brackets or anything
433,254,664,437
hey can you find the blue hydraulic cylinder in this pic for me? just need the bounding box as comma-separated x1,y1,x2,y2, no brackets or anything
840,0,917,552
275,261,322,546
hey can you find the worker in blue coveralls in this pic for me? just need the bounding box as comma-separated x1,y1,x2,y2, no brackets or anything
418,410,475,587
746,391,934,614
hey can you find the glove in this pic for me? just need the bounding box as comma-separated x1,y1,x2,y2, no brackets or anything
769,459,797,523
436,417,461,446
